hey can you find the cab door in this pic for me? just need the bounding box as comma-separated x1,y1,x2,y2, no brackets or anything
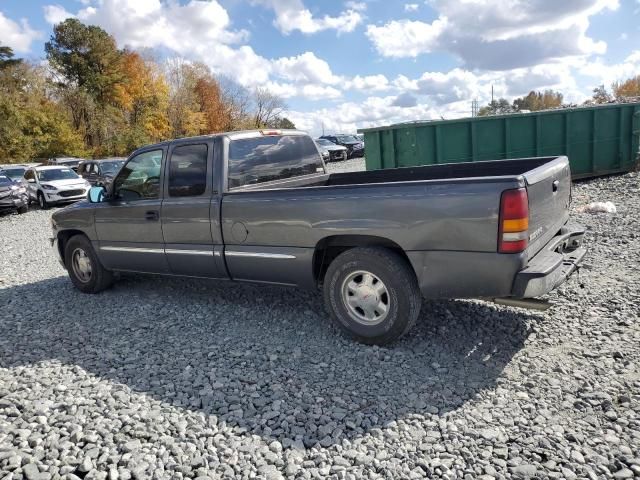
85,162,100,185
94,148,169,274
161,141,227,278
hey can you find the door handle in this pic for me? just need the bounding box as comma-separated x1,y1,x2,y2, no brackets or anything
552,180,560,192
145,210,159,221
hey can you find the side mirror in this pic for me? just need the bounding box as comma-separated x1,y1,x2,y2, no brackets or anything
27,178,35,183
88,186,106,203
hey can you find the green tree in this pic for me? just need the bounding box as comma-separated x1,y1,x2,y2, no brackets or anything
591,85,613,104
45,18,123,105
478,98,514,116
270,117,296,129
0,46,22,70
0,62,85,162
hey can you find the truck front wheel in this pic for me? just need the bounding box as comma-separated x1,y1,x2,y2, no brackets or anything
323,247,422,345
64,235,114,294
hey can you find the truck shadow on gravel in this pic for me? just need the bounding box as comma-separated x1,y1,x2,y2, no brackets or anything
0,274,539,448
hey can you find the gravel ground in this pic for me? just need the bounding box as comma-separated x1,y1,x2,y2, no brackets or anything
0,169,639,480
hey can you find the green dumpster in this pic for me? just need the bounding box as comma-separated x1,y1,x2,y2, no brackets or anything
360,103,640,179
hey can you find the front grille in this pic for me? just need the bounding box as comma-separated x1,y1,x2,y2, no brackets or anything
330,151,347,161
59,189,84,198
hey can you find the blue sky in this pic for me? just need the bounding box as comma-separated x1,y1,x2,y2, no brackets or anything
1,0,639,135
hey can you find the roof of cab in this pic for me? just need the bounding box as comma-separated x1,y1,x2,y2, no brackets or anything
33,165,76,171
131,129,308,155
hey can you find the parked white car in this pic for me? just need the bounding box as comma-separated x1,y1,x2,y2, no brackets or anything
23,166,90,209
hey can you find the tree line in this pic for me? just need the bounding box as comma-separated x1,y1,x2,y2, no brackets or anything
0,18,294,163
478,78,640,117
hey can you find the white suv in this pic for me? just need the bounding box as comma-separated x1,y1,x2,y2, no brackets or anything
24,166,90,209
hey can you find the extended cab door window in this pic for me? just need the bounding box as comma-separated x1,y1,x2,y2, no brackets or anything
228,135,323,189
168,144,208,197
113,150,163,200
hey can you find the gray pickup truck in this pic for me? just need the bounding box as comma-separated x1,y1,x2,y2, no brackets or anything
51,129,586,344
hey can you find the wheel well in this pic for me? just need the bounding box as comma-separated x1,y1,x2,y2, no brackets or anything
313,235,413,285
57,230,88,264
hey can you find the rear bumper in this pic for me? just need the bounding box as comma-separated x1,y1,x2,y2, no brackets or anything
407,221,586,300
511,222,586,298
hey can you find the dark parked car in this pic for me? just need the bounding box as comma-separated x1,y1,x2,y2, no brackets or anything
0,165,28,184
319,134,364,159
315,138,348,162
0,173,28,214
78,158,126,189
51,130,585,345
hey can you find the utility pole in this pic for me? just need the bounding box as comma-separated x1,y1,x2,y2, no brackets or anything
491,85,494,104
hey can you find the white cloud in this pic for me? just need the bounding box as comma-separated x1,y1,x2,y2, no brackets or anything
43,5,75,24
273,52,341,85
404,4,419,12
345,1,367,12
577,50,640,88
73,0,248,51
344,74,391,92
366,17,448,58
266,82,342,101
0,11,42,53
43,0,271,86
252,0,366,34
366,0,618,69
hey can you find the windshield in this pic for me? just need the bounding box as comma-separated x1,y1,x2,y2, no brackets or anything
2,167,26,180
316,139,334,147
0,175,13,186
100,160,125,174
37,169,79,182
336,135,358,143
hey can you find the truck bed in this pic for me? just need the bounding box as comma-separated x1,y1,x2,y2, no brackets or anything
223,155,572,294
326,157,561,186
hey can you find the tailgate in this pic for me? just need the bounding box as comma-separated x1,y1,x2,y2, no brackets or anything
523,156,572,257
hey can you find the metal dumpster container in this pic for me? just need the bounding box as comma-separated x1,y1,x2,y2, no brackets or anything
359,103,640,179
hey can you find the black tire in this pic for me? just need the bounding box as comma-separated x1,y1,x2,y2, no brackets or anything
64,235,114,294
323,247,422,345
17,205,28,214
37,191,49,210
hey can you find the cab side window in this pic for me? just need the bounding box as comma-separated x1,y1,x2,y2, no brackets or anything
168,144,208,197
113,150,163,201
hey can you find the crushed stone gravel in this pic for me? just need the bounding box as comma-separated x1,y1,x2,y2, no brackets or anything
0,167,638,480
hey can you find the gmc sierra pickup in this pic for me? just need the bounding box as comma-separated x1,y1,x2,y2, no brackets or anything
51,129,586,345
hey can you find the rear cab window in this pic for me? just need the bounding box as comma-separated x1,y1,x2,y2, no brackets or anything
228,135,324,189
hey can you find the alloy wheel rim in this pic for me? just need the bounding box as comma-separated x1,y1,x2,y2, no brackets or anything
341,270,390,326
71,248,92,283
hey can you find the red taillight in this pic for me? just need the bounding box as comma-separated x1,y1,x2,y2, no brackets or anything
498,188,529,253
260,129,282,136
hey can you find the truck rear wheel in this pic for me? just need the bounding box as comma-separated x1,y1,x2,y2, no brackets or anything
64,235,114,294
323,247,422,345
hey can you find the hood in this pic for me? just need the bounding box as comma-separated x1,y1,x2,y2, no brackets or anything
42,178,87,188
0,179,20,192
324,144,348,152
